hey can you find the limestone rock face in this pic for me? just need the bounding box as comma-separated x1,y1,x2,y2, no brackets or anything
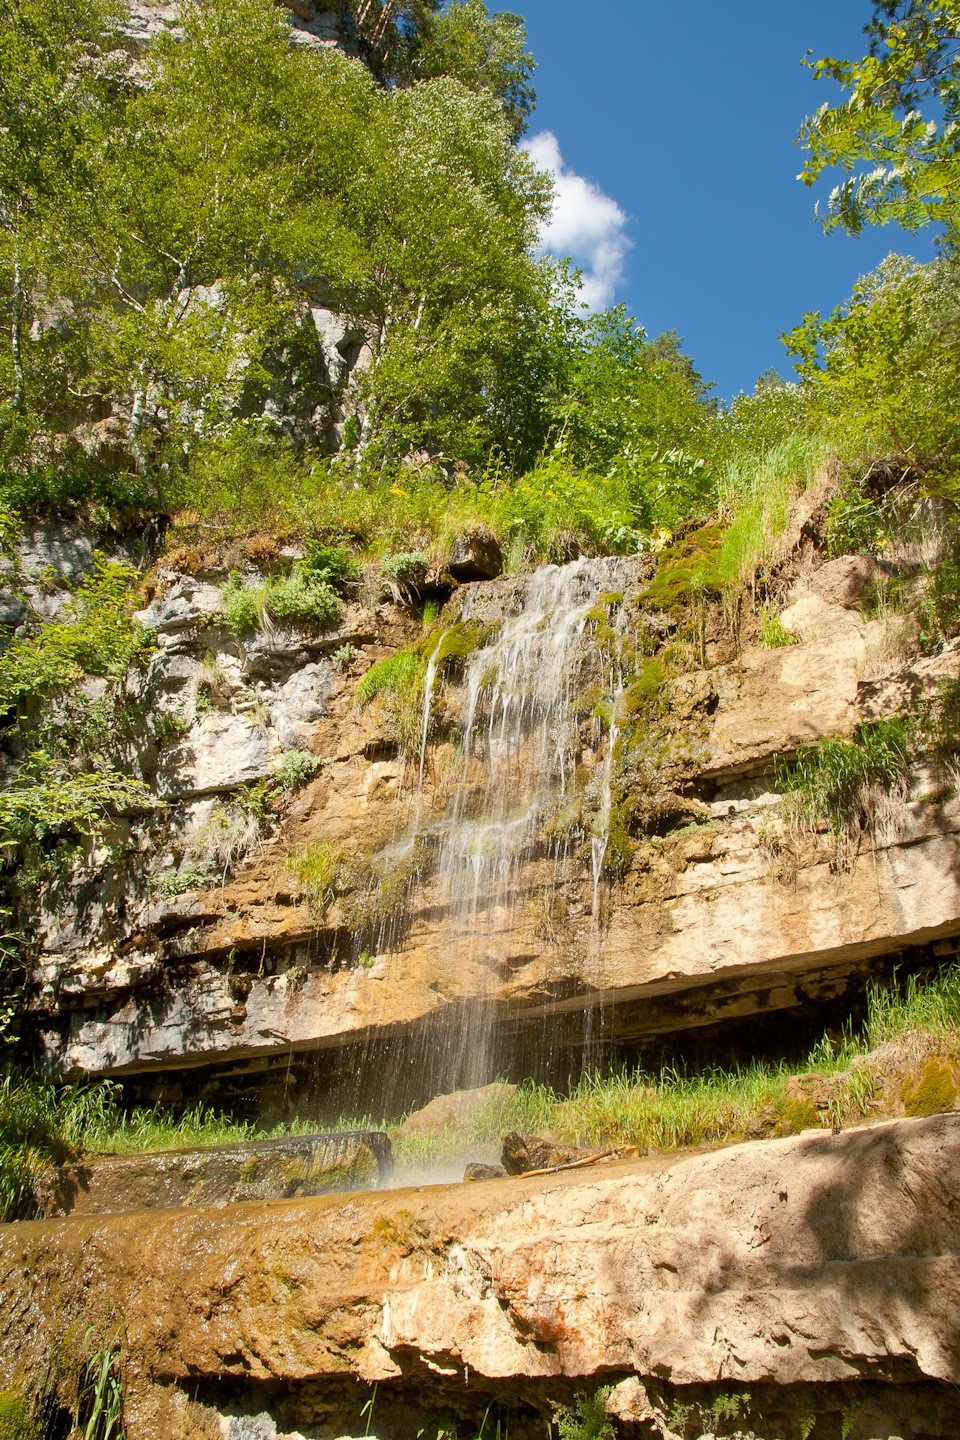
22,543,960,1103
2,1116,959,1437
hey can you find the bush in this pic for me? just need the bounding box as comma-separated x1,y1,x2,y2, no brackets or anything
265,568,341,627
275,749,324,790
220,567,342,635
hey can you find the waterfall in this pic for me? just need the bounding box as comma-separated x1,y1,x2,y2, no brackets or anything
416,557,629,1087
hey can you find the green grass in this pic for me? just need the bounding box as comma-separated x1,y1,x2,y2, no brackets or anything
393,963,960,1168
715,432,830,587
776,718,911,843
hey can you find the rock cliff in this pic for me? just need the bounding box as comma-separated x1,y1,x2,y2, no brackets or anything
18,525,960,1120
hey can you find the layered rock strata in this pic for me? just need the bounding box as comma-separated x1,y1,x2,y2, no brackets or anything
24,542,960,1112
2,1114,959,1437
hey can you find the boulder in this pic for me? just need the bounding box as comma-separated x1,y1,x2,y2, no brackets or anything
500,1130,588,1175
395,1082,516,1141
446,530,503,582
463,1162,507,1182
807,553,880,609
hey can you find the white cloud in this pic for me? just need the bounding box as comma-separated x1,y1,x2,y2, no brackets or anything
522,131,631,310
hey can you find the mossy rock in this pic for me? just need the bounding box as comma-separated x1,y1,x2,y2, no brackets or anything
902,1060,958,1117
0,1390,38,1440
638,524,726,612
775,1097,820,1135
616,661,666,721
418,619,491,667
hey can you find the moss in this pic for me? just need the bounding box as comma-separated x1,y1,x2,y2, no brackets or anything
0,1391,38,1440
902,1059,957,1117
239,1157,258,1182
603,806,635,876
597,591,623,607
616,660,666,720
421,619,491,666
637,524,726,612
776,1097,820,1135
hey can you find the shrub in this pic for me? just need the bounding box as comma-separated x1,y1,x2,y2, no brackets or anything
220,568,342,635
265,568,341,627
220,573,266,634
381,550,430,583
275,749,324,790
0,556,152,709
302,540,361,590
555,1390,613,1440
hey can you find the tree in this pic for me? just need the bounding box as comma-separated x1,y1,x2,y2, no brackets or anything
783,252,960,465
0,0,119,417
413,0,536,140
799,1,960,238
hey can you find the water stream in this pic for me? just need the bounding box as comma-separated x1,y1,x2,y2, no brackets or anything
412,557,631,1087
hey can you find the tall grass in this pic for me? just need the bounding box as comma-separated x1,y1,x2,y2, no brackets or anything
715,432,830,586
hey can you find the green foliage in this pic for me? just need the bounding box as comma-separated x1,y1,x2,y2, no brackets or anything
0,1390,38,1440
148,866,211,900
0,1072,74,1221
799,2,960,240
381,550,430,583
823,479,895,558
413,0,536,140
0,557,151,709
78,1335,124,1440
776,718,912,843
275,749,325,791
715,432,829,588
759,605,798,648
302,540,361,591
554,1391,613,1440
220,567,342,635
784,254,960,463
638,525,725,611
265,567,342,627
355,650,425,709
285,840,342,917
0,759,153,847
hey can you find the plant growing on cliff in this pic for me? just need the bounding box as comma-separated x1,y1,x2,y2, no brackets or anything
554,1390,613,1440
221,567,342,636
776,718,912,854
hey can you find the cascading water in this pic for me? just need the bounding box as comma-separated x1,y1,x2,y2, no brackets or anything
414,556,632,1088
327,553,647,1123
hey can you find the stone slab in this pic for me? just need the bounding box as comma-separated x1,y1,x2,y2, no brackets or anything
39,1130,392,1216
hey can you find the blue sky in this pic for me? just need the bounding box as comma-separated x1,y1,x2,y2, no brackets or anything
516,0,942,401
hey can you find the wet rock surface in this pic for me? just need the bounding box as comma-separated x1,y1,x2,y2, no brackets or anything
2,1116,959,1437
39,1130,393,1217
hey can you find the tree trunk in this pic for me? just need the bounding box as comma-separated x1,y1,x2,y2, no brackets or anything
11,243,24,415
